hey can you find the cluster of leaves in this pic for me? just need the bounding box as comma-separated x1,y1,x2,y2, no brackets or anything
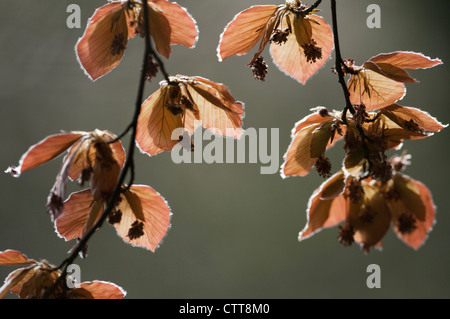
217,0,445,252
2,0,247,299
0,250,125,299
1,0,446,299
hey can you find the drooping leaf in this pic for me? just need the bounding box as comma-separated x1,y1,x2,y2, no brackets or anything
281,112,342,178
368,51,442,70
379,104,447,135
218,5,279,61
186,77,244,137
364,61,417,83
299,172,347,240
113,185,171,252
349,184,391,248
270,14,333,84
0,250,35,266
71,281,126,299
5,133,83,177
147,2,172,59
56,189,104,241
348,68,405,110
136,76,244,156
151,0,198,48
0,267,34,299
76,2,130,81
136,86,184,156
388,174,435,250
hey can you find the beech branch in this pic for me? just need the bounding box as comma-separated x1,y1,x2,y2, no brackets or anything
44,0,166,298
330,0,355,124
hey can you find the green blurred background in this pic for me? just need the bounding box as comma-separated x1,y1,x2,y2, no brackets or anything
1,0,449,299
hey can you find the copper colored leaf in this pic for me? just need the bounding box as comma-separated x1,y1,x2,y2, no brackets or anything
0,250,35,266
56,189,103,241
113,185,171,252
76,2,129,81
348,69,405,111
152,0,198,48
5,133,83,177
148,2,172,59
186,77,244,137
292,15,312,46
281,124,319,177
380,104,447,134
282,112,341,178
320,171,346,200
73,281,126,299
293,112,332,134
310,122,333,158
299,175,347,240
368,51,442,70
0,267,34,299
364,61,417,83
394,177,435,250
218,5,278,61
393,175,426,221
270,14,333,84
136,86,184,156
349,184,391,248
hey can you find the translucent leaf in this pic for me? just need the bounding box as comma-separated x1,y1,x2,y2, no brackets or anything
349,184,391,248
5,133,83,177
320,171,346,200
364,61,417,83
72,281,126,299
148,2,172,59
310,122,333,158
56,189,103,241
379,104,447,134
282,112,342,178
299,172,347,240
76,2,129,81
113,185,172,252
387,174,436,250
368,51,442,70
0,267,34,299
218,5,278,61
152,0,198,48
281,124,319,177
292,15,312,46
0,250,35,266
270,14,333,84
348,69,405,111
186,77,244,137
135,86,184,156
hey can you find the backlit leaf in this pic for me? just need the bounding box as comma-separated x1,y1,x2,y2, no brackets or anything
270,14,333,84
218,5,279,61
76,2,129,81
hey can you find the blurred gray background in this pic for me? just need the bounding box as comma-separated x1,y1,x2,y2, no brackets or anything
1,0,449,298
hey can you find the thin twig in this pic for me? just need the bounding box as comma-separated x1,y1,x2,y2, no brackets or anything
330,0,355,124
44,0,162,298
302,0,322,15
